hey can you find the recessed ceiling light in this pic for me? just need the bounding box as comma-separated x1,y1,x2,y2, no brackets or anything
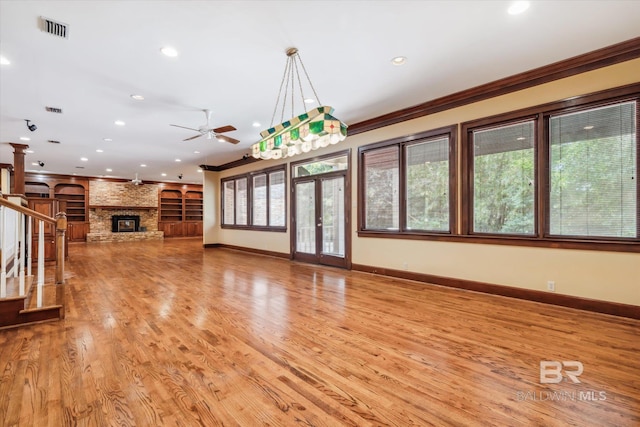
20,136,31,141
252,122,261,128
26,149,34,153
391,56,407,66
106,168,112,172
80,157,88,161
114,120,125,126
161,173,167,177
0,55,10,65
140,164,147,167
31,162,39,166
197,169,203,173
517,137,526,141
130,94,145,101
96,149,104,153
304,98,315,104
584,125,594,130
175,158,181,162
508,1,530,15
193,150,200,154
103,138,113,142
161,46,178,57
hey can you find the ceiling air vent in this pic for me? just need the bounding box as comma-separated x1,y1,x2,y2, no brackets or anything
47,140,61,144
45,106,63,114
39,16,69,39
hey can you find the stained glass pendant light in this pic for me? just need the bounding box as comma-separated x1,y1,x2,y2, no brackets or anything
251,48,348,160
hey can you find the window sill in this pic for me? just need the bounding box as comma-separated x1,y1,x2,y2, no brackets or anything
357,230,640,253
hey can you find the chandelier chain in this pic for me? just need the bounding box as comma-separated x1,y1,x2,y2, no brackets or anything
270,55,291,127
292,57,306,112
297,52,322,106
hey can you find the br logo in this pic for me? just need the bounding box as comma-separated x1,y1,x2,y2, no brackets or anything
540,361,584,384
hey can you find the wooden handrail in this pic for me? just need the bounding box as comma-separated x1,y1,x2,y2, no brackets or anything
0,197,56,225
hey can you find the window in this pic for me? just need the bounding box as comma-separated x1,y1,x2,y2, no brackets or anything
549,101,636,238
363,146,399,230
221,166,286,230
269,170,286,227
252,174,267,226
471,120,536,235
223,180,235,225
461,88,639,249
235,177,248,226
359,126,457,235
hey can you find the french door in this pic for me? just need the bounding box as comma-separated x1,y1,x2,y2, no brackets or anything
293,172,349,268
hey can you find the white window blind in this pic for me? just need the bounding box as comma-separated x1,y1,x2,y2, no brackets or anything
549,101,637,238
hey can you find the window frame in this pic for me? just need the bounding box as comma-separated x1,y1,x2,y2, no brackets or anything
460,84,640,251
221,164,287,231
358,125,458,237
464,116,539,238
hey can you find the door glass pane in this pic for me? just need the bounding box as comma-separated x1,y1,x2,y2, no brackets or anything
321,177,345,257
293,155,348,177
296,181,316,254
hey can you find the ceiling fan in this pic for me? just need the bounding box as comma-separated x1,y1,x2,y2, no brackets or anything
170,109,239,144
130,173,143,186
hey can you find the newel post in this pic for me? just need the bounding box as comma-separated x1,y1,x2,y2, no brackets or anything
55,212,67,285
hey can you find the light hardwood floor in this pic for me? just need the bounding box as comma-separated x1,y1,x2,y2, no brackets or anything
0,238,638,426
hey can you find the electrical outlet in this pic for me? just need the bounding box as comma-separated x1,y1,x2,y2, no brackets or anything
547,281,555,292
402,262,408,270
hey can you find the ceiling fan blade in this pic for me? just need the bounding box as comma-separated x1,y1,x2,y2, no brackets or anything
183,134,204,141
215,134,240,144
170,124,200,132
212,125,236,134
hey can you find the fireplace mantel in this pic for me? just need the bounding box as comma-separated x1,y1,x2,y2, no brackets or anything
89,205,157,210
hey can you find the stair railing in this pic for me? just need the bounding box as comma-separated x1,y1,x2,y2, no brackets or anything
0,196,66,314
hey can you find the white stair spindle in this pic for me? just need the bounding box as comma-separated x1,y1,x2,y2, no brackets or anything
19,212,25,295
27,215,32,276
1,206,6,298
37,220,44,308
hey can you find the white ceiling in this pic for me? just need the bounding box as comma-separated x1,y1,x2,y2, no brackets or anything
1,1,639,185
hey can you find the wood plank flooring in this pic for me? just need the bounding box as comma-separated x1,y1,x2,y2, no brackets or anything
0,238,638,426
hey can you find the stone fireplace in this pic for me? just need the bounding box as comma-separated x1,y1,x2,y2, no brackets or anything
86,181,163,242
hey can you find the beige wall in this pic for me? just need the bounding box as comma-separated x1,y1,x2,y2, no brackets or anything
203,58,640,306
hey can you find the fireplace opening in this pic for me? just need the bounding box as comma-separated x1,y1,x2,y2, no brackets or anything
111,215,140,232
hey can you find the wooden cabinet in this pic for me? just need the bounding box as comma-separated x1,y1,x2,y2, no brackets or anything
158,187,203,238
28,198,58,262
67,222,89,241
54,183,88,242
25,175,89,242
